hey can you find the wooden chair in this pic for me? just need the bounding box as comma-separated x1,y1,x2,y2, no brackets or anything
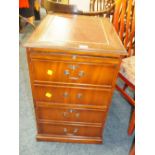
42,0,83,14
113,0,135,57
19,15,35,33
116,56,135,135
90,0,115,18
19,0,41,32
42,0,115,17
46,0,69,4
113,0,135,154
130,140,135,155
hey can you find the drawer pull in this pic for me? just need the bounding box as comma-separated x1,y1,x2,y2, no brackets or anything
67,71,85,80
72,55,77,60
63,110,80,118
73,128,79,133
64,70,70,75
63,92,69,98
64,70,84,80
68,109,76,113
69,76,79,80
78,71,85,77
63,128,79,135
45,92,52,98
68,64,79,70
64,128,67,133
63,112,69,117
75,113,80,118
47,69,53,75
76,93,83,99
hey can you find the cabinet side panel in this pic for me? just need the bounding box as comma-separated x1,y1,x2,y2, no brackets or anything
26,48,40,133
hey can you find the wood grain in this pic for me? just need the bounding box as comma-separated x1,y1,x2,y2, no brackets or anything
113,0,135,56
31,58,118,86
25,14,127,143
24,14,127,56
36,104,107,124
33,84,111,106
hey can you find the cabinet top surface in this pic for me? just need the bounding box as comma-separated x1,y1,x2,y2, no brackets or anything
25,14,127,56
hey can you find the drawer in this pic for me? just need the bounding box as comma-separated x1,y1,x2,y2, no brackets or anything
38,122,102,137
33,84,111,106
30,52,120,64
36,105,106,124
31,59,118,86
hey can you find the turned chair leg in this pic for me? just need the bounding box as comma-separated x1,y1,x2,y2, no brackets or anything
128,109,135,135
123,83,128,90
130,141,135,155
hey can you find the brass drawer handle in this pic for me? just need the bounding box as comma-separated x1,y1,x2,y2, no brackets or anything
64,70,85,80
72,55,77,60
63,109,80,118
63,92,69,98
68,109,76,113
63,112,69,117
68,72,84,80
47,69,53,75
63,128,79,135
68,64,79,70
64,70,70,75
45,92,52,98
75,113,80,118
73,128,79,133
78,71,85,77
64,128,67,133
76,93,83,99
69,76,79,80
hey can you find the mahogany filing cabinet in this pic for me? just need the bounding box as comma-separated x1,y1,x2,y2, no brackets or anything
24,14,127,144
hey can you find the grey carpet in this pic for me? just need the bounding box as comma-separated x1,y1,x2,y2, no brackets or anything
19,17,134,155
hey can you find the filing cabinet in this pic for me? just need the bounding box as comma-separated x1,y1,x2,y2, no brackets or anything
25,14,127,143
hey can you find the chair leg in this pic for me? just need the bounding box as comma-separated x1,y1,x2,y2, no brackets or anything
115,84,135,106
128,109,135,136
123,83,128,90
130,141,135,155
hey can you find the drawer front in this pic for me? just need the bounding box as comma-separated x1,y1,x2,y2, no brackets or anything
38,122,102,137
33,84,111,106
36,106,106,123
31,59,118,86
30,52,120,64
